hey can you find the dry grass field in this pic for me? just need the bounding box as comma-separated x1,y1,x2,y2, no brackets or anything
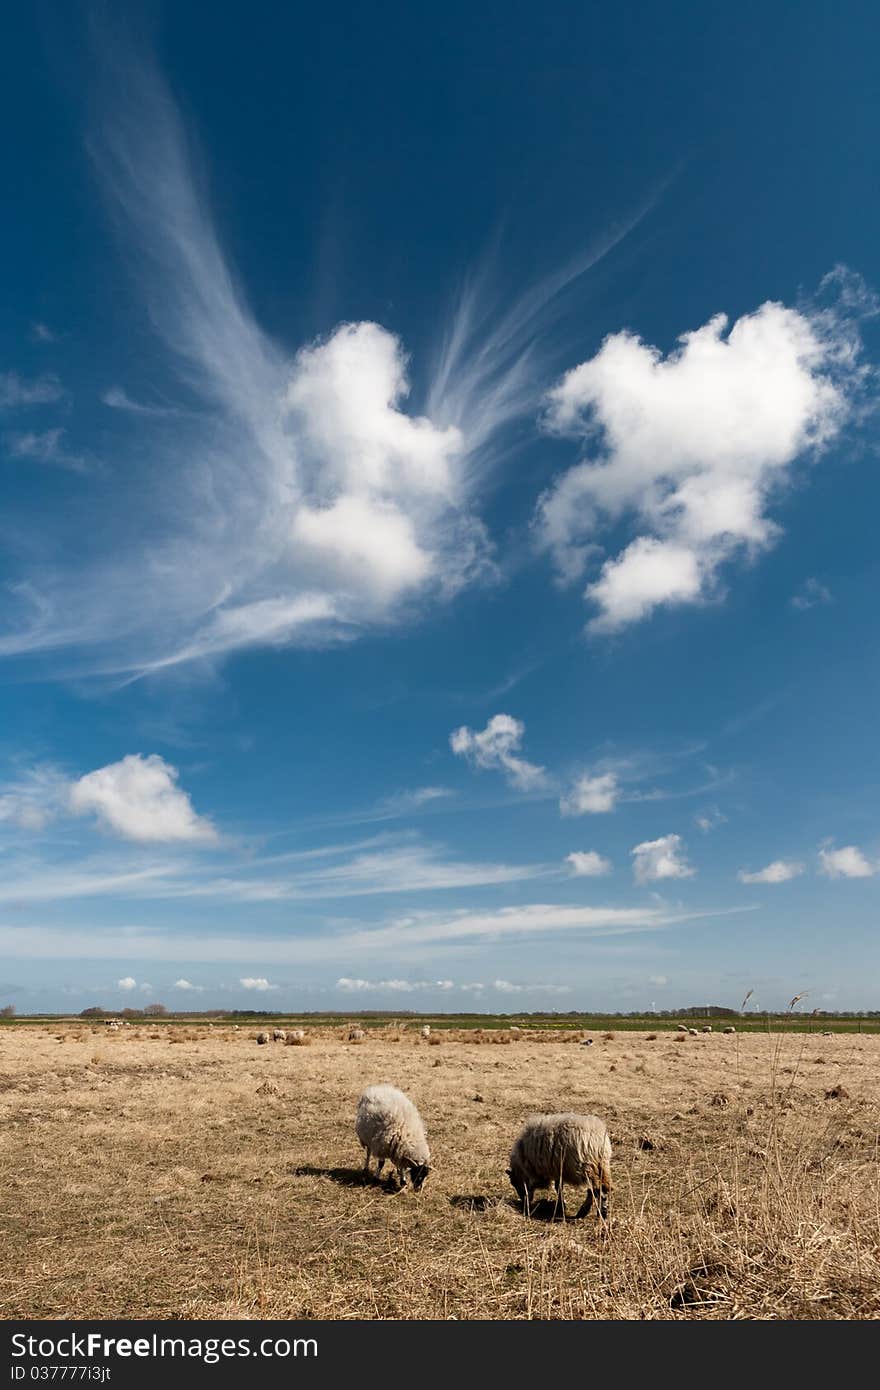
1,1023,878,1320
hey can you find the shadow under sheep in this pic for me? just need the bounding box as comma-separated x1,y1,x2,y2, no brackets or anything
292,1164,404,1192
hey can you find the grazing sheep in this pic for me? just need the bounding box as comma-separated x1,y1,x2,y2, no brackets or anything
256,1031,270,1045
272,1029,287,1042
701,1025,713,1033
676,1024,688,1033
348,1027,366,1042
722,1025,736,1034
508,1112,612,1220
689,1028,699,1036
420,1025,431,1039
355,1084,431,1191
285,1029,307,1045
580,1037,594,1046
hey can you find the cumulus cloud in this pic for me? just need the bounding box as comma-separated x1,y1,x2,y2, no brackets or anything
69,754,217,844
240,977,277,991
172,978,203,991
450,713,546,789
566,850,612,876
0,42,499,677
536,278,872,631
117,976,137,991
631,833,695,883
817,844,876,879
560,771,618,815
738,859,804,884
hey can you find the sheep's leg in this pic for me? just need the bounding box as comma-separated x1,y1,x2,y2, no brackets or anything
598,1190,610,1221
376,1158,385,1175
575,1188,594,1219
396,1164,408,1191
362,1146,371,1174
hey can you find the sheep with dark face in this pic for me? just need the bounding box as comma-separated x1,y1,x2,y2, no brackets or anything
508,1112,611,1220
355,1084,431,1192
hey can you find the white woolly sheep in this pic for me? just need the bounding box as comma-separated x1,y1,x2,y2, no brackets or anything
508,1113,612,1220
256,1031,270,1045
355,1083,431,1192
272,1029,287,1042
420,1025,431,1039
580,1037,594,1046
689,1028,699,1036
722,1025,736,1034
701,1025,713,1033
348,1027,366,1042
285,1029,306,1045
676,1024,688,1032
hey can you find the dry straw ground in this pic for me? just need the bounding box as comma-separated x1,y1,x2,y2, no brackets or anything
1,1024,878,1320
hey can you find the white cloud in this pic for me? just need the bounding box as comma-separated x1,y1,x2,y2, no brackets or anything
6,428,87,473
239,977,277,991
0,47,499,677
695,806,727,833
560,771,618,815
0,371,64,408
0,836,550,908
0,766,70,831
738,859,804,884
377,786,455,815
69,754,217,844
492,979,571,994
30,323,59,344
101,386,180,417
0,903,756,965
172,978,203,991
536,281,870,631
117,976,137,991
566,850,612,876
648,974,668,986
336,977,456,993
450,713,546,789
631,833,695,883
817,844,875,879
791,577,832,610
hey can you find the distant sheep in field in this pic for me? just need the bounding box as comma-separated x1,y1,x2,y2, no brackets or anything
272,1029,287,1042
256,1031,270,1045
676,1024,688,1033
508,1113,612,1220
689,1028,699,1036
701,1025,713,1033
580,1037,594,1046
285,1029,307,1045
355,1084,431,1191
348,1027,366,1042
420,1025,431,1038
722,1026,736,1034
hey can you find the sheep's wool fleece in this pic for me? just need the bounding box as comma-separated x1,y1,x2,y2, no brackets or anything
511,1113,611,1188
356,1084,430,1166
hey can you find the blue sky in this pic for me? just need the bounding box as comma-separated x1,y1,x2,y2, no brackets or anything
1,2,879,1014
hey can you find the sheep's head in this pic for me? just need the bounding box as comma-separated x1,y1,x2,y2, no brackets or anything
507,1162,527,1203
410,1163,431,1193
